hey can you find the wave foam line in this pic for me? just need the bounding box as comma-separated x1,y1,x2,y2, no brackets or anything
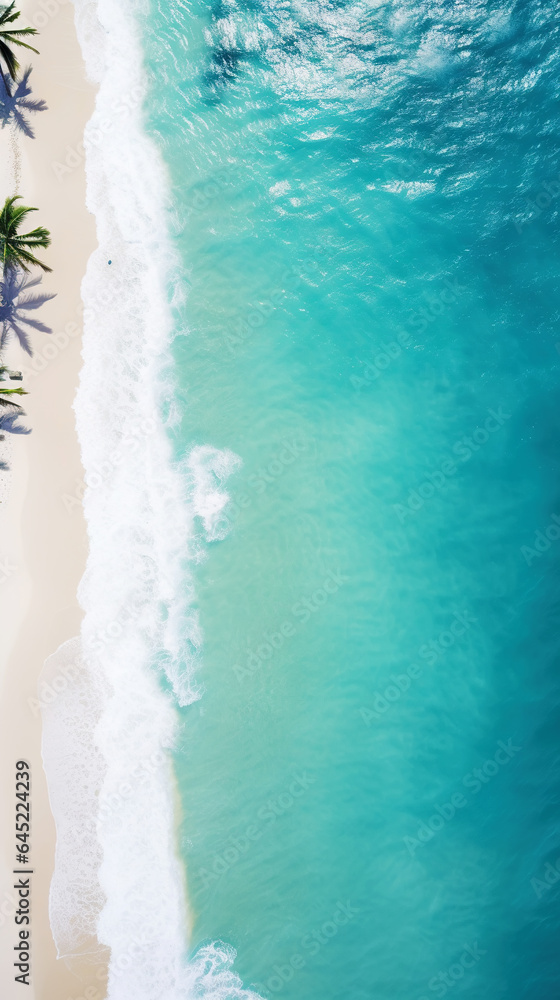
40,1,258,997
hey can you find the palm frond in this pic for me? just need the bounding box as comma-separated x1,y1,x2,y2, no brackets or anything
12,105,33,137
2,33,39,53
13,62,30,90
0,4,18,26
15,226,51,247
0,5,37,92
0,266,54,351
3,27,38,39
15,272,41,289
0,38,17,78
9,319,31,353
20,94,47,111
20,95,47,110
9,249,52,273
17,314,51,333
4,202,39,229
0,385,26,396
0,65,47,135
18,291,56,310
0,385,26,407
14,65,46,108
1,197,51,273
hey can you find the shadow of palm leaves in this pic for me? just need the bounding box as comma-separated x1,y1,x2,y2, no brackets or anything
0,66,47,137
0,409,29,440
0,378,30,460
0,267,55,355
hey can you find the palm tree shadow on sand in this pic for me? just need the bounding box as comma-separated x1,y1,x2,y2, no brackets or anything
0,407,29,461
0,365,31,466
0,66,46,136
0,408,30,466
0,268,55,355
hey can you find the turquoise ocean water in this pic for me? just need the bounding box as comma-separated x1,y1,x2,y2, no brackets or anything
48,1,560,998
139,1,560,997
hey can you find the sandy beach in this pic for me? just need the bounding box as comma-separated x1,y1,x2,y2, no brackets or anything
0,2,101,997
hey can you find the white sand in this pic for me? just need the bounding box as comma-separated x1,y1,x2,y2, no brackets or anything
0,2,105,997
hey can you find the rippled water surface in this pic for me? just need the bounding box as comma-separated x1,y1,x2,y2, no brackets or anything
140,1,560,996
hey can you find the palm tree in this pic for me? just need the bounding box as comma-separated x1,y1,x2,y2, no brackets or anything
0,3,38,97
0,367,29,469
0,196,51,274
0,66,47,136
0,268,54,353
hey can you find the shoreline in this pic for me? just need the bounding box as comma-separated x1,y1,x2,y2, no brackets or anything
0,2,103,997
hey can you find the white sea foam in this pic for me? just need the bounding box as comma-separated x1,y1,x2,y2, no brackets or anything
40,637,106,964
185,446,243,543
40,1,260,997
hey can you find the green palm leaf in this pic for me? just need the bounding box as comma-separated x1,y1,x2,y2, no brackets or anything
0,384,27,408
0,4,38,92
0,196,51,273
